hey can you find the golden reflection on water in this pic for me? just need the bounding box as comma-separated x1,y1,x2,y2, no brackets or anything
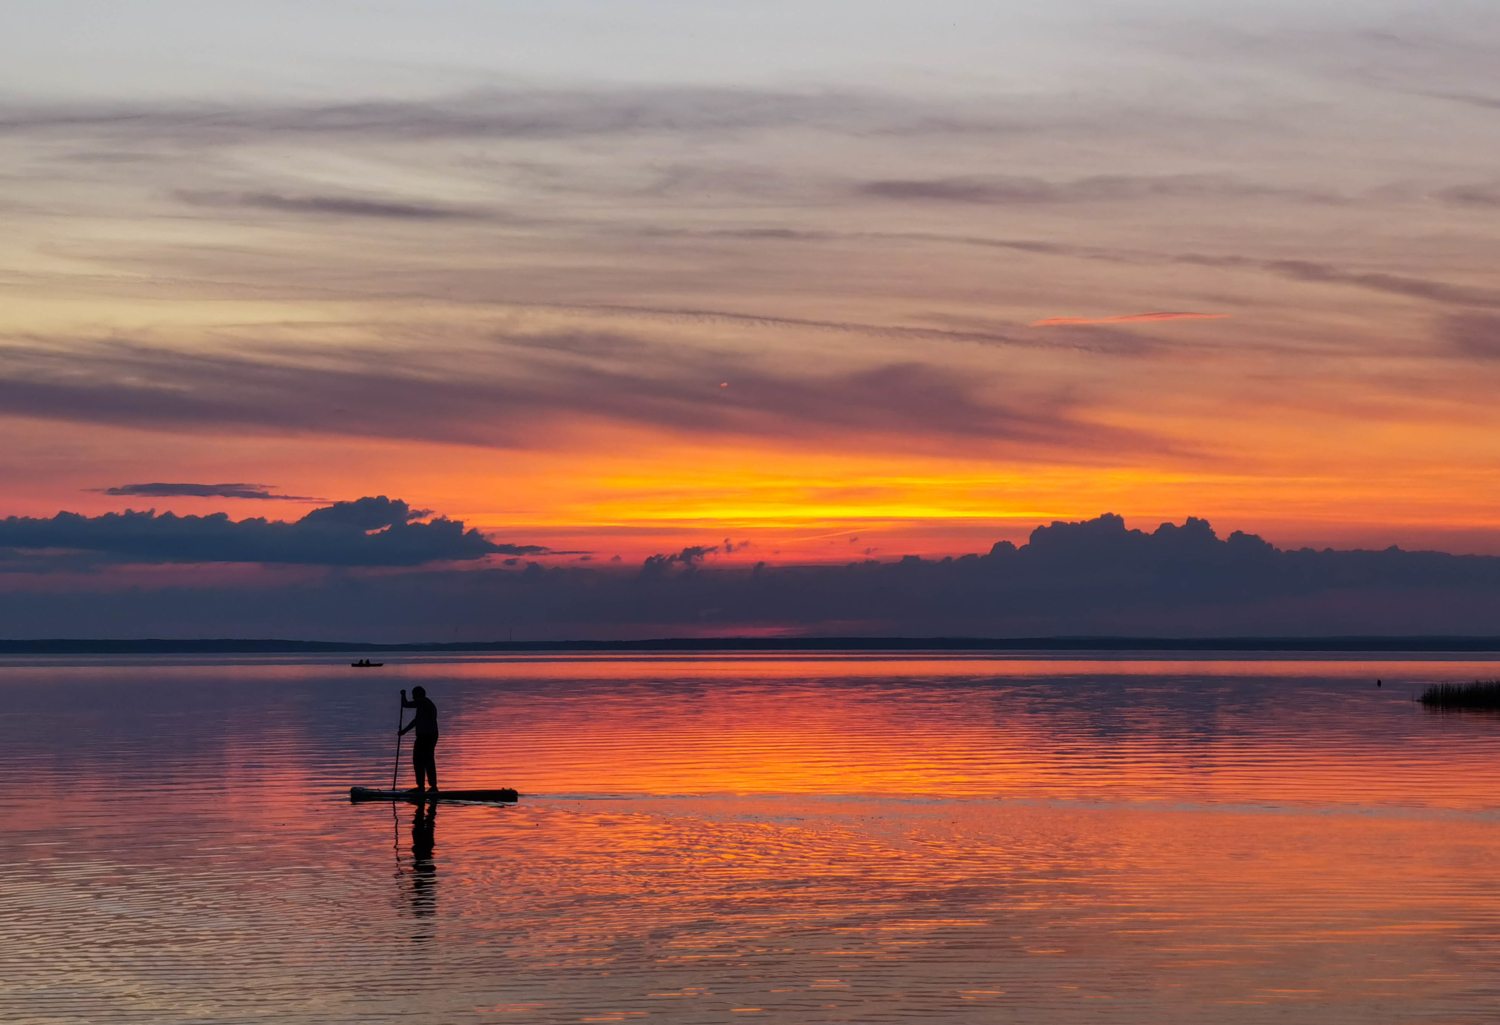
405,656,1500,809
3,656,1500,1023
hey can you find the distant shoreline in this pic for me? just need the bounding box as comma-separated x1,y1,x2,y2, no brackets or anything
5,637,1500,655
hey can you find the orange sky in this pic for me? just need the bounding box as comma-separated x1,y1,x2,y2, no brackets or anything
3,15,1500,564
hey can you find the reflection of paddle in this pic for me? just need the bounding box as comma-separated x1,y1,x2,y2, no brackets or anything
391,696,405,792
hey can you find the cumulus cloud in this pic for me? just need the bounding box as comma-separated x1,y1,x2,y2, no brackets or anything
97,482,318,501
0,496,545,567
640,545,719,577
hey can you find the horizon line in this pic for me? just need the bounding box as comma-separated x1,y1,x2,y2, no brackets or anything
5,636,1500,654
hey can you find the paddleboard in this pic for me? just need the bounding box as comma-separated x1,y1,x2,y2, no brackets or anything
349,786,518,803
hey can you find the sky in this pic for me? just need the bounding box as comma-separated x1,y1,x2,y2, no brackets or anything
3,1,1500,637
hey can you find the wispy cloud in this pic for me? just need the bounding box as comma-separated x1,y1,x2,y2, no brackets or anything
176,190,490,221
1032,312,1228,327
0,335,1161,454
96,482,320,501
1438,181,1500,208
0,88,1000,143
858,174,1334,205
1428,92,1500,112
1445,314,1500,359
1264,260,1500,309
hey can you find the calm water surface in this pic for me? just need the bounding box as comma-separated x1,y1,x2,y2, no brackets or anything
3,654,1500,1023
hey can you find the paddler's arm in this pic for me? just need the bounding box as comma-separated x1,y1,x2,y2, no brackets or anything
400,688,416,709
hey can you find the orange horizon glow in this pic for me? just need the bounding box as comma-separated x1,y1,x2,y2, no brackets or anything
13,415,1500,561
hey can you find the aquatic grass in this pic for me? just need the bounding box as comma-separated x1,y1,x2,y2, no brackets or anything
1419,680,1500,709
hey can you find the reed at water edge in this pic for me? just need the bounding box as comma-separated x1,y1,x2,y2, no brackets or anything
1418,680,1500,709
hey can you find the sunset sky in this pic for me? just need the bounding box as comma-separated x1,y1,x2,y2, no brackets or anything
3,2,1500,635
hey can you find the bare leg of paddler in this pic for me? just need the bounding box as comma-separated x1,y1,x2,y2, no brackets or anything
414,736,438,792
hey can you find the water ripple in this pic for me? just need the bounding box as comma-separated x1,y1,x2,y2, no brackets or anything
2,655,1500,1023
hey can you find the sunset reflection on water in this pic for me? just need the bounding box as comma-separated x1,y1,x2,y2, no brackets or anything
3,655,1500,1023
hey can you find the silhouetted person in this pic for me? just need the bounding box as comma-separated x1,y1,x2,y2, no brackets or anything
400,686,439,792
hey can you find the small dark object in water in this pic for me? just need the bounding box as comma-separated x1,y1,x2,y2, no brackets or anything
1419,680,1500,709
1376,679,1382,687
350,659,384,667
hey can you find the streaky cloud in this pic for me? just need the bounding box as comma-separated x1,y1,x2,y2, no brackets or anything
0,336,1164,454
1032,312,1228,327
0,88,1003,142
516,300,1032,348
97,482,319,501
495,298,1151,356
1445,314,1500,359
1438,181,1500,208
1264,260,1500,309
858,174,1335,205
1428,92,1500,112
176,190,489,221
700,225,1500,319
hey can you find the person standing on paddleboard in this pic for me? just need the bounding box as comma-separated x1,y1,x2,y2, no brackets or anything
399,687,440,792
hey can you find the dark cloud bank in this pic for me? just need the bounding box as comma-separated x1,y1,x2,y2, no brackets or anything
4,509,1500,639
0,496,543,568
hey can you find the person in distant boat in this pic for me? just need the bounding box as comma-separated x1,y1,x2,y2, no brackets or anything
400,687,440,792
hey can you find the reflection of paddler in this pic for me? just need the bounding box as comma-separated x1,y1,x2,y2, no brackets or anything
409,799,437,920
399,687,440,792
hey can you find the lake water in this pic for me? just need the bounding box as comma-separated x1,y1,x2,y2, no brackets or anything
4,653,1500,1024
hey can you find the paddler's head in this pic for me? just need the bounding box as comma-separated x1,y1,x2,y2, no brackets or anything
412,686,426,699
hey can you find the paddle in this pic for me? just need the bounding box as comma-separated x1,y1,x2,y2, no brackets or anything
391,693,405,791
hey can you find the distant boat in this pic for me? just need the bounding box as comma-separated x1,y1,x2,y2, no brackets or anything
349,786,518,804
350,659,384,667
